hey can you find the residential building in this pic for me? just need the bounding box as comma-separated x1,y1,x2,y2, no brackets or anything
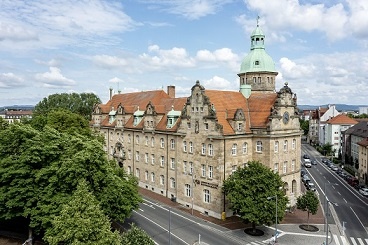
359,107,368,115
342,121,368,181
324,114,358,157
0,109,33,124
357,138,368,184
91,23,302,219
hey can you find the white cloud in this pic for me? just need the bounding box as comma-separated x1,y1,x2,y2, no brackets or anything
141,0,232,20
0,73,25,88
109,77,123,84
35,67,75,88
203,76,234,90
279,57,315,79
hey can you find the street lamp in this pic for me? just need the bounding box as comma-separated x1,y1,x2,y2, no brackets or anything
323,182,338,245
267,195,278,241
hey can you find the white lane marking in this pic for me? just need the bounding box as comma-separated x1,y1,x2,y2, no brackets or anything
139,208,144,212
142,202,155,209
341,236,349,245
349,206,368,235
343,198,347,203
337,191,341,195
357,237,364,245
133,210,189,245
333,234,341,245
351,237,358,245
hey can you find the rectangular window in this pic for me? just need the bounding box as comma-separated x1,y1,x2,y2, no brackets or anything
204,189,210,203
274,163,279,173
284,140,288,151
170,178,176,188
238,123,243,131
187,122,191,129
201,164,206,177
170,139,175,149
283,161,287,173
145,153,148,163
189,162,193,174
189,142,193,153
135,151,140,161
151,137,155,147
160,156,165,167
292,139,296,149
170,158,175,169
183,141,187,152
201,143,206,155
204,123,209,130
160,175,164,185
208,166,213,179
185,184,191,197
274,141,279,152
145,136,148,145
160,138,164,148
208,144,213,156
128,150,132,160
151,172,155,182
151,154,155,165
145,171,148,180
256,141,263,152
231,144,237,155
291,160,295,171
135,168,140,178
242,143,247,154
136,135,140,144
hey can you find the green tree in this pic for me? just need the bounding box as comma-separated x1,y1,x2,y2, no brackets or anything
223,161,288,234
33,92,101,120
44,180,122,245
0,117,9,130
30,109,92,136
296,191,319,228
121,223,155,245
299,119,309,135
0,124,141,238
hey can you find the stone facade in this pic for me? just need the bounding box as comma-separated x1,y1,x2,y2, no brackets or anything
91,24,302,219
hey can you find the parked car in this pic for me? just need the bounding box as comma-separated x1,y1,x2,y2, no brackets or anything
359,187,368,197
303,154,310,159
355,184,366,191
306,182,316,191
322,158,328,163
304,161,312,168
301,169,306,177
302,175,310,184
331,165,339,171
311,160,317,165
348,177,359,187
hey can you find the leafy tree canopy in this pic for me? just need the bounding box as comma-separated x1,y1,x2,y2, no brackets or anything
44,179,122,245
0,117,9,130
296,191,319,227
299,119,309,135
0,123,142,235
30,109,92,137
121,223,155,245
223,161,288,231
33,92,101,120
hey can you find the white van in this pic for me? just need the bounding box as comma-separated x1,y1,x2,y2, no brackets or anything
303,158,311,168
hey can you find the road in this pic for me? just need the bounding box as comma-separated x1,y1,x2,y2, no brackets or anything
118,198,255,245
302,144,368,245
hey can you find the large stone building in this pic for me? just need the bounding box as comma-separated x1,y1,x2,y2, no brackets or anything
91,23,302,219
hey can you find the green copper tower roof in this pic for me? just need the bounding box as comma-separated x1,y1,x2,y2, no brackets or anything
239,23,276,73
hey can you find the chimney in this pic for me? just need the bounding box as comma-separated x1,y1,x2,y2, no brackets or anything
167,85,175,98
109,87,113,100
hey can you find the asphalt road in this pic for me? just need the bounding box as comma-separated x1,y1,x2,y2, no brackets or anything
302,144,368,243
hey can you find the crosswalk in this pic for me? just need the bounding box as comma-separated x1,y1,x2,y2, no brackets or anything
333,235,368,245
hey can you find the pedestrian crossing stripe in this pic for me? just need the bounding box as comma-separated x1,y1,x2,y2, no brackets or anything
333,235,368,245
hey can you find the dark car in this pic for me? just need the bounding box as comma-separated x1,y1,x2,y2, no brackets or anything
311,160,317,165
306,182,316,191
301,169,306,177
303,154,310,159
348,177,359,187
322,158,328,163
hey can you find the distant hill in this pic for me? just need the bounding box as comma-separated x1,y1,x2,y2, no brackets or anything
0,105,34,111
298,104,367,112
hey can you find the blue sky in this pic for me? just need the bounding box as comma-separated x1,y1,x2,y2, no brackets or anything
1,0,367,107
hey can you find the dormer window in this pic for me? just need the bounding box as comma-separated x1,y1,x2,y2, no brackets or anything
133,107,144,126
255,60,259,65
109,107,116,124
167,106,181,129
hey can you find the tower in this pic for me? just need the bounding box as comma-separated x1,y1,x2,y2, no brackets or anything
238,18,278,97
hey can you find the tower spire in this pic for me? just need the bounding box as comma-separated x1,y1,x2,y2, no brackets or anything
257,15,260,27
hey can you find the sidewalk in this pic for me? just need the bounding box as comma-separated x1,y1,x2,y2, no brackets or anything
138,187,325,231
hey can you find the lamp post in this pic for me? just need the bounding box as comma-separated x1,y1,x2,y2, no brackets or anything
324,182,338,244
267,195,278,241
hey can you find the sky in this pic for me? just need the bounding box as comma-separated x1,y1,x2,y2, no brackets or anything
1,0,368,107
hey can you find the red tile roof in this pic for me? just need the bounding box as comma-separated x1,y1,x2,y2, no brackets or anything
327,114,358,125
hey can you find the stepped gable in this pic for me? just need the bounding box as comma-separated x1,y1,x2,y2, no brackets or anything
247,92,278,128
205,90,251,135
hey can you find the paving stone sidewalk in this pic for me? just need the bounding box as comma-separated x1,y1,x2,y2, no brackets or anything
139,187,325,231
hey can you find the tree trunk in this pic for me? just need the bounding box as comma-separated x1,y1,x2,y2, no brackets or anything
252,222,256,234
27,227,33,245
307,211,310,229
